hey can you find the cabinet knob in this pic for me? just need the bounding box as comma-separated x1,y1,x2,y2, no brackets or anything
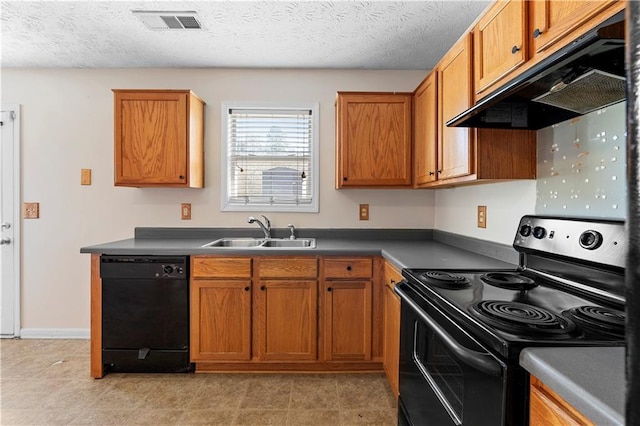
391,279,396,284
327,287,332,292
346,266,352,271
179,175,185,180
533,28,543,38
244,286,250,291
511,45,521,54
429,171,435,176
343,177,348,181
437,170,442,174
260,285,266,291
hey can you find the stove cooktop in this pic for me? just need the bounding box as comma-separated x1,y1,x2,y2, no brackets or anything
402,268,626,358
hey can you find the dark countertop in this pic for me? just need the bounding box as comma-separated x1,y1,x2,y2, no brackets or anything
520,347,625,425
80,228,518,271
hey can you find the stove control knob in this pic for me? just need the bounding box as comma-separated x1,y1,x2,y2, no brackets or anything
163,265,174,274
519,225,532,237
532,226,546,239
579,230,603,250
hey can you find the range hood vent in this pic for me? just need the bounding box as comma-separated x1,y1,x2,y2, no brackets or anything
132,10,204,31
447,14,625,130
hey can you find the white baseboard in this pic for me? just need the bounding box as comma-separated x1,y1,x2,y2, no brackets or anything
19,328,90,339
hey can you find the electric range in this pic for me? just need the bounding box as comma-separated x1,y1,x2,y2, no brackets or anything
396,215,626,426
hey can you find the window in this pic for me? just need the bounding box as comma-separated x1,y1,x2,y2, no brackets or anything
221,102,319,212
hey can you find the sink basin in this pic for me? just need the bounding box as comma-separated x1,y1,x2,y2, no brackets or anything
201,238,316,249
261,238,316,248
201,238,265,248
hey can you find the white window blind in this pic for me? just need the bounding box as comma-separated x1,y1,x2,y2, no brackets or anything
222,103,319,212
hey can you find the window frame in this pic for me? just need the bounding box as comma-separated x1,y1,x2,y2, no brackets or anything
220,101,320,213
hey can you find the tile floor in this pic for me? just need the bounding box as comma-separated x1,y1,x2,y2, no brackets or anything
0,339,397,425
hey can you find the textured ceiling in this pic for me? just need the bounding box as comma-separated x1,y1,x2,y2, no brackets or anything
0,1,490,70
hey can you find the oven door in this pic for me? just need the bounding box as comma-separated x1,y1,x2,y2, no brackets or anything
395,282,510,426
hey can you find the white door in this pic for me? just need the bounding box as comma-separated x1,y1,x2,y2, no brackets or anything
1,106,20,337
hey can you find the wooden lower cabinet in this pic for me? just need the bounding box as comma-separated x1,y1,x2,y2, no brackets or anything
256,280,318,361
190,280,252,361
322,281,372,361
190,255,382,372
529,376,594,426
383,262,402,397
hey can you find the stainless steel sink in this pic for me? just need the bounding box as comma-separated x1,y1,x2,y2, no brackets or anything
201,238,265,248
261,238,316,248
201,237,316,249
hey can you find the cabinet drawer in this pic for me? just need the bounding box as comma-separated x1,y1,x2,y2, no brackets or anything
324,258,373,279
256,258,318,278
192,257,252,278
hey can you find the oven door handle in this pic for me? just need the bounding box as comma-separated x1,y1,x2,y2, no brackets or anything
395,283,503,377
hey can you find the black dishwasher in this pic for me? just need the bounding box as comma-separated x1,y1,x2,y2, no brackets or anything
100,255,192,373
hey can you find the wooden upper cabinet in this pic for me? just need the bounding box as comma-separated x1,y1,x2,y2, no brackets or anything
413,72,438,187
336,92,413,188
474,0,527,97
113,89,204,188
530,0,622,57
438,33,474,181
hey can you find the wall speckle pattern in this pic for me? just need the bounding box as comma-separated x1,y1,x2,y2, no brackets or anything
0,1,489,69
536,102,626,219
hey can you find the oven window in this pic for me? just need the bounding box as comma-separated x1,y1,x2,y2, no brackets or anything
413,321,464,423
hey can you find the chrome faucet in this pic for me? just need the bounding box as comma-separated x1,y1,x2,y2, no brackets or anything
247,215,271,239
288,224,296,240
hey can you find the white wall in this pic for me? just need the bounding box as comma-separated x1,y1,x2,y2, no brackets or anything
434,181,537,245
2,68,435,332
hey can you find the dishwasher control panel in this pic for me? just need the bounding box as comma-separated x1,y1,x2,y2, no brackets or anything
100,256,189,279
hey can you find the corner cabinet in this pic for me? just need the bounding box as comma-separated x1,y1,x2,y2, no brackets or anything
336,92,413,188
113,89,205,188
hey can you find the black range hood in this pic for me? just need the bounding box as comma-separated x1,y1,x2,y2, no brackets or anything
447,14,626,130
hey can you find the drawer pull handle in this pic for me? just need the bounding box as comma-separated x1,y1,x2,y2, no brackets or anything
244,286,250,291
511,45,521,54
533,28,543,38
327,287,332,292
260,285,266,291
346,266,352,271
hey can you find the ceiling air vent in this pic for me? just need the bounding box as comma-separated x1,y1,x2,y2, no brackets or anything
132,10,204,30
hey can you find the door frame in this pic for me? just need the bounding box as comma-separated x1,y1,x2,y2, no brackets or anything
1,104,21,337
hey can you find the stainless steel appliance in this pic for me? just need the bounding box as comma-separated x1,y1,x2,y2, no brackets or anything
100,255,192,373
396,216,626,425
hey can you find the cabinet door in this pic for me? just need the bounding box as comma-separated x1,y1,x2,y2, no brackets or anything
413,72,438,186
438,34,473,181
190,280,252,361
529,376,595,426
474,0,527,96
323,281,372,361
383,262,402,397
114,91,188,186
256,280,318,361
530,0,620,55
336,93,412,187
